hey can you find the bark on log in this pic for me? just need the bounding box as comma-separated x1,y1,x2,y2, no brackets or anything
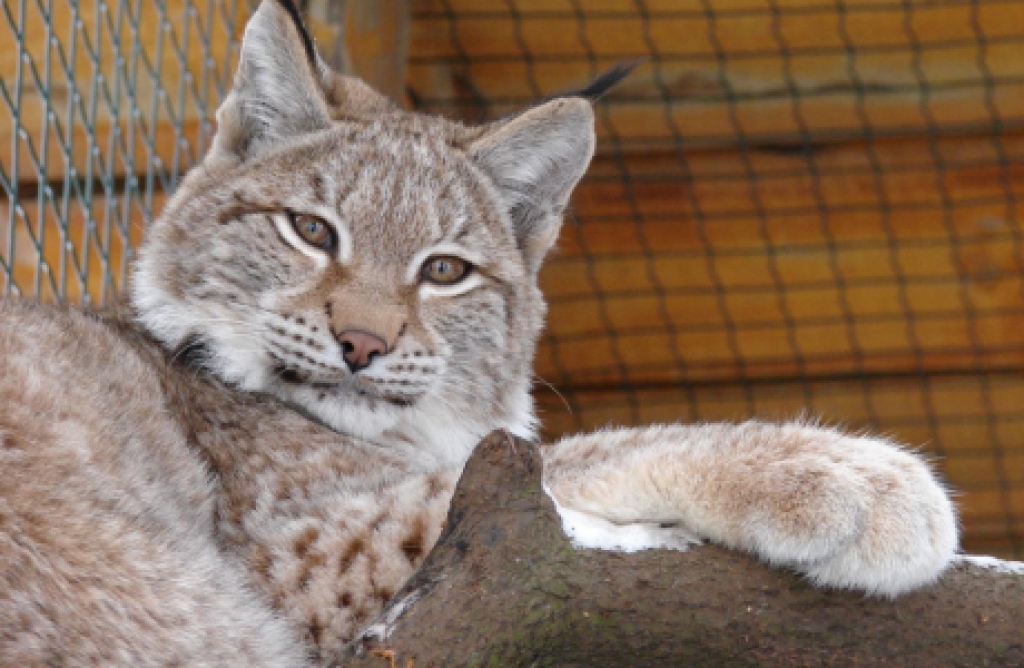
339,432,1024,667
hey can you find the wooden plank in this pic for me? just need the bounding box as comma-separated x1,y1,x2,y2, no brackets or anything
533,372,1024,557
407,0,1024,147
3,115,212,185
574,132,1024,220
534,130,1024,386
342,1,412,105
415,0,1007,14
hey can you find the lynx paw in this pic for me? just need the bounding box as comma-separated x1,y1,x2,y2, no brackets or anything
542,422,958,597
749,435,958,597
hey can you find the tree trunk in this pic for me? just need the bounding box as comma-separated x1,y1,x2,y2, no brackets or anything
338,432,1024,667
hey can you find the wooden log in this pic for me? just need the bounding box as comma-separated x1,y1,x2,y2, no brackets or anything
340,431,1024,667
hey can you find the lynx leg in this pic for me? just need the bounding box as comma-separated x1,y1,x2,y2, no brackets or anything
542,421,958,596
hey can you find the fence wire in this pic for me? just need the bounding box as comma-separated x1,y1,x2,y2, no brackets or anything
1,0,253,304
3,0,1024,558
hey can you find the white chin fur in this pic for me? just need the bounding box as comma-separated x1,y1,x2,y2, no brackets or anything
283,384,536,469
131,254,263,387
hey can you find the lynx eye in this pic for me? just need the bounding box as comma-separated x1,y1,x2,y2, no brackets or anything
291,214,336,251
421,256,470,285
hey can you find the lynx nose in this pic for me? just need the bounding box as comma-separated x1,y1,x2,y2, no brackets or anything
337,330,387,373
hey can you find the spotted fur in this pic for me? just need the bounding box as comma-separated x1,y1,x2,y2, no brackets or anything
0,1,957,665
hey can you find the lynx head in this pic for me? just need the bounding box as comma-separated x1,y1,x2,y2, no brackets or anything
131,0,617,463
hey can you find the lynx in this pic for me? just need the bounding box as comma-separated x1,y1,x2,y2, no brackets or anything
0,1,957,664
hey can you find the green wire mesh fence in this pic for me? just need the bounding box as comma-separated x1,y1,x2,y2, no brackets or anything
4,0,1024,558
1,0,253,304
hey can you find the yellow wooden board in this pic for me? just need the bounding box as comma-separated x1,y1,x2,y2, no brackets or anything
1,0,251,183
1,194,155,304
409,0,1024,147
535,130,1024,386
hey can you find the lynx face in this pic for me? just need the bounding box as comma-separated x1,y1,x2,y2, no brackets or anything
131,0,596,464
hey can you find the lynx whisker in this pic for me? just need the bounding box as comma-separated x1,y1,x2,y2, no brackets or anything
533,373,573,415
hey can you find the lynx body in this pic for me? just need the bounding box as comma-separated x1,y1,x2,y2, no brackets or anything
0,1,957,664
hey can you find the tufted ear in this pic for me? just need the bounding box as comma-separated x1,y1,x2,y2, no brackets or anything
467,63,638,274
468,98,596,275
209,0,332,164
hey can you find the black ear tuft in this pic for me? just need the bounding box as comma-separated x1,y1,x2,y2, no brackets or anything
272,0,318,68
547,59,644,103
469,98,595,274
209,0,332,162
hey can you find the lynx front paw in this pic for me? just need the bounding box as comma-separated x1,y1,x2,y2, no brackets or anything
750,432,958,597
543,422,958,597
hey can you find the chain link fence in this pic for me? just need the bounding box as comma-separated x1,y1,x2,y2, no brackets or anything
1,0,253,304
4,0,1024,557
